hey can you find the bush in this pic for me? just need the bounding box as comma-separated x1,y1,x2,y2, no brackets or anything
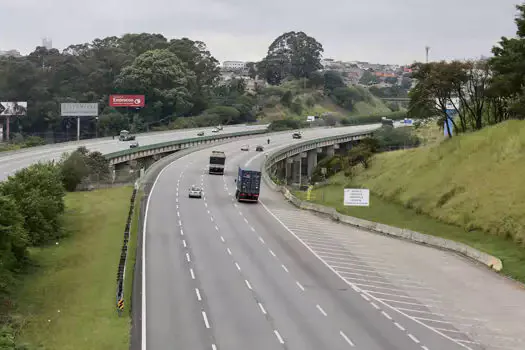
1,162,65,246
203,106,241,124
374,126,421,151
268,119,308,131
60,147,111,191
341,111,408,126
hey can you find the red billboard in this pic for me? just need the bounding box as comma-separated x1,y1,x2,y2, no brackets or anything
109,94,145,108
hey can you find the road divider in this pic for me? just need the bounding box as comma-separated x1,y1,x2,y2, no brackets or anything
261,146,503,273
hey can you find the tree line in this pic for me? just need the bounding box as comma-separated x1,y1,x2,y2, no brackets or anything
408,4,525,137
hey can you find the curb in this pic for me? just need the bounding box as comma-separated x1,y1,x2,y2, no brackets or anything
261,162,503,273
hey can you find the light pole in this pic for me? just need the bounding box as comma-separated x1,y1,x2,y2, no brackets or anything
425,46,430,63
95,116,99,138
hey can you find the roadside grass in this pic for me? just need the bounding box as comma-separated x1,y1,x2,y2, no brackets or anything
296,181,525,283
15,186,134,350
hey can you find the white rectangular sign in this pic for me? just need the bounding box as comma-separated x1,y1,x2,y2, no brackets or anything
344,188,370,207
61,103,99,117
0,102,27,116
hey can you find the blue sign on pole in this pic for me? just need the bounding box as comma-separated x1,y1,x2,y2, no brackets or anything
444,109,455,137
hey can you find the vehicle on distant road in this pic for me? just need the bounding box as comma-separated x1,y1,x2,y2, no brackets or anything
119,130,136,141
209,150,226,175
256,145,264,152
197,131,205,136
292,131,302,139
240,144,249,151
212,128,219,133
235,167,261,202
188,185,203,198
217,125,223,131
129,141,139,148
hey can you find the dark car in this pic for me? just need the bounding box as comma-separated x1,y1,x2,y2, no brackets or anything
292,132,302,139
197,131,205,136
256,145,264,152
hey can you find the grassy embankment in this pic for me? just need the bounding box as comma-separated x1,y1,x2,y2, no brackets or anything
259,80,391,123
298,120,525,283
14,186,140,350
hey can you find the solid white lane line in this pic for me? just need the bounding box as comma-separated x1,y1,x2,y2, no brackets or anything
408,334,420,344
227,248,232,255
195,288,202,301
182,240,187,248
394,322,405,331
235,262,241,271
274,330,284,344
202,311,210,328
340,331,355,347
281,264,289,273
186,253,191,262
190,268,195,279
220,236,225,243
421,346,429,350
245,280,253,290
296,281,305,291
370,302,381,310
316,304,327,316
269,249,276,257
244,217,249,224
361,294,370,302
258,237,265,244
381,311,393,320
258,302,267,315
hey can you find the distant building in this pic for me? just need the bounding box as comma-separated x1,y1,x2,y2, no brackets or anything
42,37,53,50
0,49,21,57
222,61,246,70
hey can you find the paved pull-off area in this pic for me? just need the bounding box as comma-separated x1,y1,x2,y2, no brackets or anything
139,127,525,350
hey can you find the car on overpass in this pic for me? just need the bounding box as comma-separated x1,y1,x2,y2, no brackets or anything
212,128,219,133
129,141,139,148
256,145,264,152
241,144,250,151
197,131,205,136
188,185,203,198
292,131,302,139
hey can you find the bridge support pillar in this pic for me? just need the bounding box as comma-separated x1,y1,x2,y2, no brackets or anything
307,149,318,179
285,158,293,184
325,145,335,157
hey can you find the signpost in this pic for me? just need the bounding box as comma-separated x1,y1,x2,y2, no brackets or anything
343,188,370,207
60,103,99,141
0,102,28,141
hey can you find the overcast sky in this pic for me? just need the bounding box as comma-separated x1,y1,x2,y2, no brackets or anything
0,0,521,65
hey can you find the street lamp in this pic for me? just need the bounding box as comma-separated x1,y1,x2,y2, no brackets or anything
95,116,99,138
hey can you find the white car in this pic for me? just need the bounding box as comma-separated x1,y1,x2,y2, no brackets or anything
240,145,249,151
188,186,203,198
212,128,219,133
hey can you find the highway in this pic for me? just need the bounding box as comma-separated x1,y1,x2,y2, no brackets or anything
0,124,267,181
143,125,469,350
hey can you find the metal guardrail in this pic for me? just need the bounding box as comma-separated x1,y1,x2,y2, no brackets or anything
104,128,268,161
116,184,138,316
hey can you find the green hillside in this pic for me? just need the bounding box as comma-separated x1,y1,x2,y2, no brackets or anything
257,80,392,123
353,120,525,244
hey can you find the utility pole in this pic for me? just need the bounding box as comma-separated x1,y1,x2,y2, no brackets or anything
425,46,430,63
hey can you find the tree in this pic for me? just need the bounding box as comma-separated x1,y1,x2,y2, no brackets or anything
384,76,398,85
259,31,324,85
323,70,345,91
245,62,258,79
115,49,197,127
359,70,380,85
400,77,412,90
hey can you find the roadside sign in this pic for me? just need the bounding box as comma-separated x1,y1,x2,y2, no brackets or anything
0,102,27,116
109,94,145,108
60,103,99,117
344,188,370,207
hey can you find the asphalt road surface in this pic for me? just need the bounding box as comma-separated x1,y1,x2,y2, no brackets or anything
143,125,472,350
0,124,267,181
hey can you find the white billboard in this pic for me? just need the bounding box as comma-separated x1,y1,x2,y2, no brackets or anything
0,102,27,116
61,103,99,117
344,188,370,207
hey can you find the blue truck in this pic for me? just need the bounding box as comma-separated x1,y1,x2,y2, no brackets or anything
235,167,261,202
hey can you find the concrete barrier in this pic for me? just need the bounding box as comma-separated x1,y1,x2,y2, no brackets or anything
262,160,503,273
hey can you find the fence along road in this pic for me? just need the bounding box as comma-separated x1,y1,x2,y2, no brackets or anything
0,124,267,181
141,124,469,350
